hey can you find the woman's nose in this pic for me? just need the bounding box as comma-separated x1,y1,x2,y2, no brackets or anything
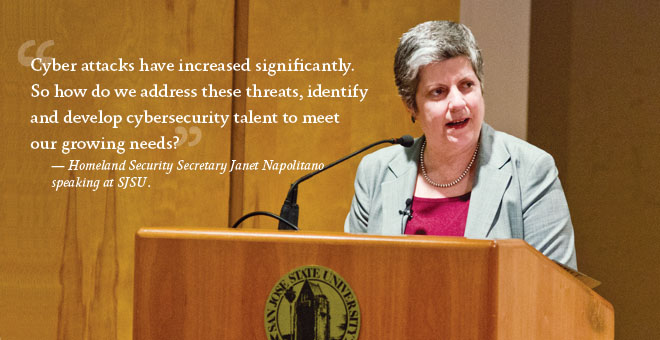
447,87,466,112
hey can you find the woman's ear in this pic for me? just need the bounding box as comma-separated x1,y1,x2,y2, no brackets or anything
403,99,416,122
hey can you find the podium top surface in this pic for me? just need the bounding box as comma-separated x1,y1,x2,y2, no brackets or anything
137,227,503,248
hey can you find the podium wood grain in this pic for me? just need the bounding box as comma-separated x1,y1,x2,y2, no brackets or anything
134,228,614,339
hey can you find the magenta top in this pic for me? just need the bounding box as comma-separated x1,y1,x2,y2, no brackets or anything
404,192,471,236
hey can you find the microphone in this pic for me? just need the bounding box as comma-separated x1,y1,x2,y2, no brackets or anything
394,135,414,147
398,198,414,221
398,198,414,233
277,135,415,230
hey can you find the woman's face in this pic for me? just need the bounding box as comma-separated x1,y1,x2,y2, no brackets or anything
412,56,484,152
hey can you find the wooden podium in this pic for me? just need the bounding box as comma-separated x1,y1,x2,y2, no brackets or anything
133,228,614,339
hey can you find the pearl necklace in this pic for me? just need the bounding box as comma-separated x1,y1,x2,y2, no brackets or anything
419,138,479,188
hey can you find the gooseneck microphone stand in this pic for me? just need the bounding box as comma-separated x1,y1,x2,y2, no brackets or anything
230,135,414,230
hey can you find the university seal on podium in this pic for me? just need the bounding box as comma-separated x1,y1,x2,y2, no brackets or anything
264,265,361,340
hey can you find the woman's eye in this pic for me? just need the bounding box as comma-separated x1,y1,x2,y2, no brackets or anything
432,88,445,96
463,81,474,88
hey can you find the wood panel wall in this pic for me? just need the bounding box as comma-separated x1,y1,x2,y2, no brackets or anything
1,1,235,339
528,1,660,338
0,1,459,339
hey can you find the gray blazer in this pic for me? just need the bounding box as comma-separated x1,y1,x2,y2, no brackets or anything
344,123,577,269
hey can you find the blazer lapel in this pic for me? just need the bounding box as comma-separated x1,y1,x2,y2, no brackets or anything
380,139,421,235
464,124,512,238
464,164,511,238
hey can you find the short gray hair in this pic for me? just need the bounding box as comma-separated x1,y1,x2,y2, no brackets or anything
394,21,484,110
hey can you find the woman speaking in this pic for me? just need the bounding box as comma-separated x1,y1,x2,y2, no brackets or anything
344,21,576,269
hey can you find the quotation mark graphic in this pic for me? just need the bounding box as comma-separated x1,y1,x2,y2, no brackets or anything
18,40,55,66
175,126,202,147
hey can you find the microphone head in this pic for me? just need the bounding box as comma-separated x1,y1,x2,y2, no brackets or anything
395,135,414,147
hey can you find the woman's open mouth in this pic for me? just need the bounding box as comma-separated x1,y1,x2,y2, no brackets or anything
446,118,470,129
